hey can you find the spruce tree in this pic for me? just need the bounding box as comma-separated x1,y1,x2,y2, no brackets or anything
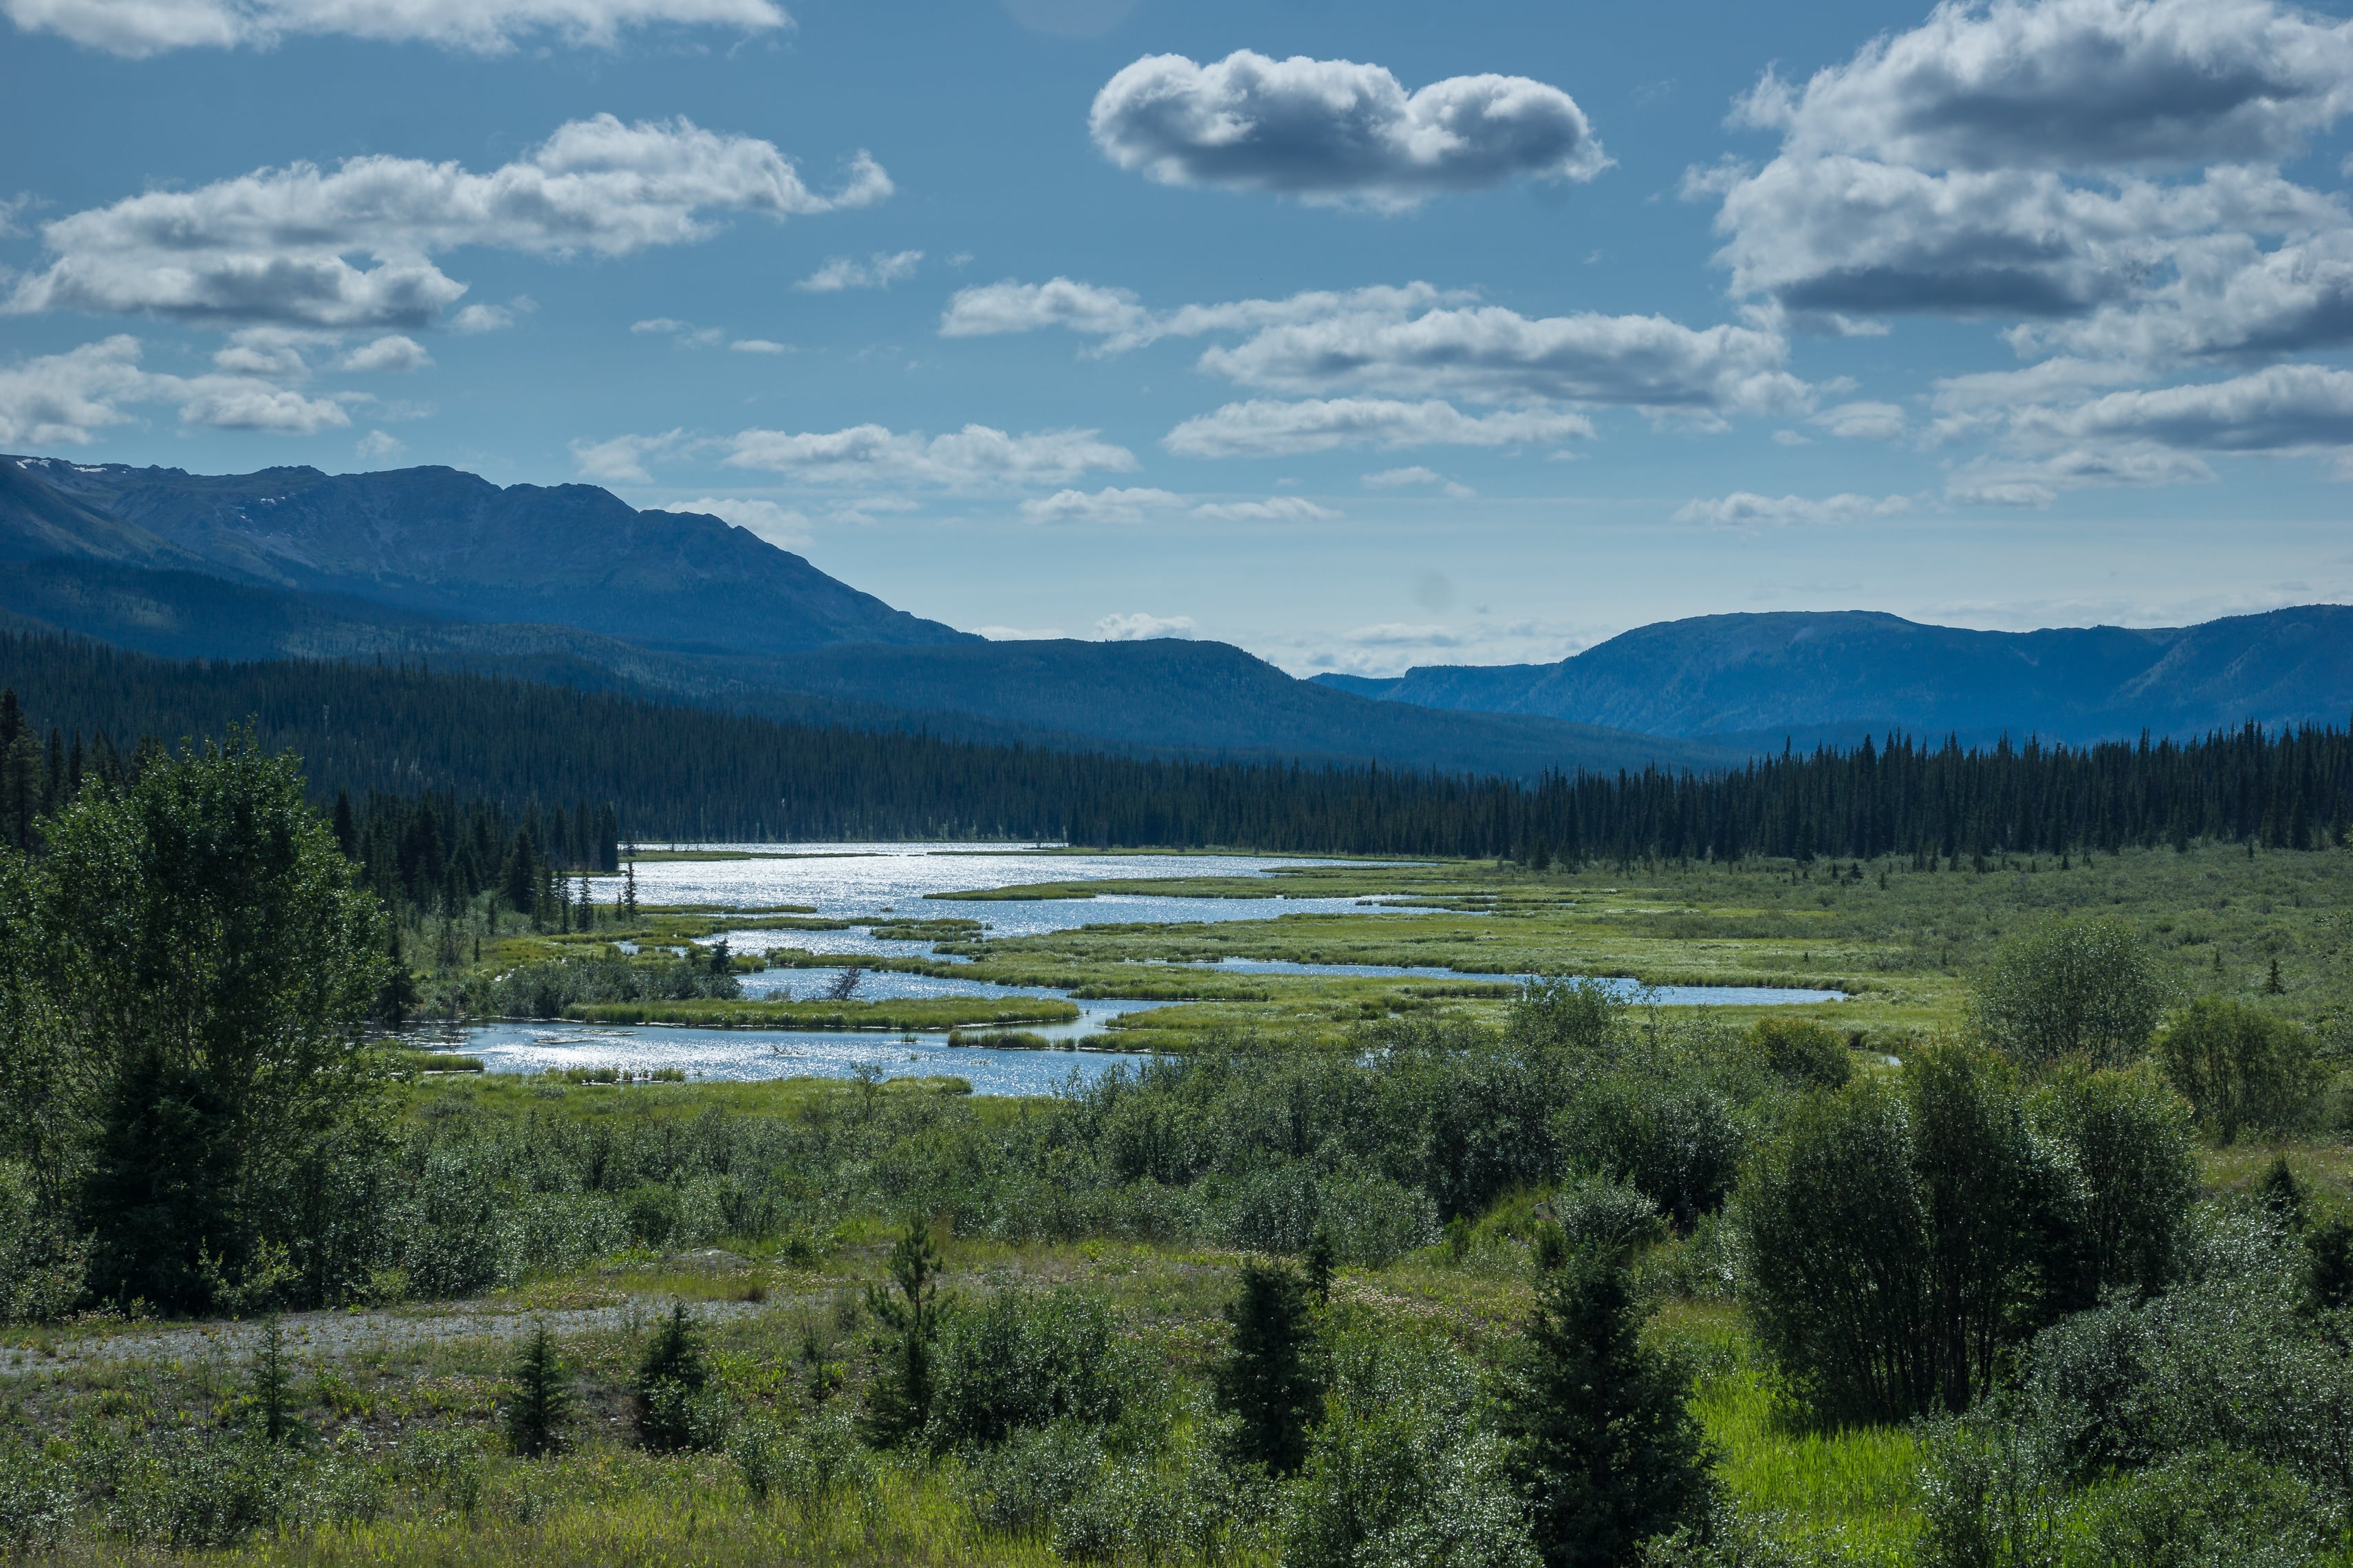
635,1303,712,1451
862,1217,945,1448
1493,1250,1712,1568
506,1322,573,1457
1213,1259,1321,1476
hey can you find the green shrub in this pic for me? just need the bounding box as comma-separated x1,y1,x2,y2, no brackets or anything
1547,1170,1669,1261
1969,915,2169,1067
1554,1075,1742,1232
2157,997,2320,1142
2031,1063,2198,1307
1750,1016,1852,1089
929,1285,1131,1450
504,1323,572,1458
959,1419,1106,1536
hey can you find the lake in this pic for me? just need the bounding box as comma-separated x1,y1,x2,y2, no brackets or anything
418,843,1845,1091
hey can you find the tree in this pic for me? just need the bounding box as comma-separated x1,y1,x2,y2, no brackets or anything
1215,1259,1322,1475
1969,916,2169,1067
2156,997,2319,1143
1492,1249,1712,1568
2030,1064,2198,1308
38,732,390,1314
506,1322,572,1457
636,1303,712,1451
862,1217,946,1447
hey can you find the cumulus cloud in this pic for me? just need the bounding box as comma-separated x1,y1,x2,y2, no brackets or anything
354,430,403,460
633,316,722,345
939,276,1460,353
0,335,153,444
1363,465,1442,488
452,303,518,334
340,334,431,372
8,115,890,329
1164,398,1593,458
1197,303,1806,414
2008,362,2353,452
1190,496,1341,521
569,428,682,484
1671,491,1913,525
1811,400,1907,439
4,0,790,57
660,495,811,545
212,325,329,378
730,338,790,354
795,250,922,292
1017,486,1182,523
1735,0,2353,172
1095,611,1195,641
0,331,357,442
725,422,1137,488
1947,443,2216,503
1089,50,1606,208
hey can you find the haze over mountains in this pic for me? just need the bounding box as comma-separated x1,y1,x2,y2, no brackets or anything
4,455,2349,775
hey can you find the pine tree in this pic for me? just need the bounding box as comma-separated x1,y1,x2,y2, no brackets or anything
622,853,640,919
506,1322,573,1457
1304,1227,1336,1305
861,1217,945,1448
1493,1250,1712,1568
1213,1260,1321,1476
250,1318,296,1444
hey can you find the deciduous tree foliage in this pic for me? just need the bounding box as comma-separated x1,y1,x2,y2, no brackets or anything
27,732,391,1314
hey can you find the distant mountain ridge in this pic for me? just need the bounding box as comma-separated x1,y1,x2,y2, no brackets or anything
0,455,1736,780
1,455,969,655
1314,608,2353,746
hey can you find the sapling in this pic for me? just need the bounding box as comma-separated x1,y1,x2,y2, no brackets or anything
505,1322,572,1458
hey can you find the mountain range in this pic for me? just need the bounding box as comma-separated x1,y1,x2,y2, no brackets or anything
1312,608,2353,749
3,453,2348,775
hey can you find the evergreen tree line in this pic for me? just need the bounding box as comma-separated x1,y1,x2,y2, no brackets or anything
335,789,619,917
1,631,2347,860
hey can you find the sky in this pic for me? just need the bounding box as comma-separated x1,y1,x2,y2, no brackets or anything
4,0,2353,675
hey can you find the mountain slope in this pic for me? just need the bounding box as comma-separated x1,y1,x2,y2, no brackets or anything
1,455,971,655
737,638,1741,775
1314,608,2353,744
0,556,1734,778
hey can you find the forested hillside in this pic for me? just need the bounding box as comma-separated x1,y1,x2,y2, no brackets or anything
1,634,2347,861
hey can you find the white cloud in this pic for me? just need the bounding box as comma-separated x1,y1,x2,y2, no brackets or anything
1164,398,1593,458
0,335,151,444
569,428,681,484
940,277,1149,340
1671,491,1913,525
1197,302,1807,413
0,331,359,442
177,378,350,432
1017,486,1182,523
660,495,811,546
1089,50,1607,209
211,325,329,378
1362,466,1442,488
340,334,431,372
1811,400,1906,440
3,0,790,57
451,303,517,334
8,115,890,329
1095,611,1195,641
1947,443,2215,503
633,316,722,345
354,429,403,460
730,338,790,354
1190,496,1340,521
974,624,1069,640
1341,622,1471,648
940,278,1465,354
1735,0,2353,172
794,249,922,292
2009,362,2353,453
726,422,1137,488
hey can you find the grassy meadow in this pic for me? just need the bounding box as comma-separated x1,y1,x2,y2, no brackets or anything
6,836,2351,1565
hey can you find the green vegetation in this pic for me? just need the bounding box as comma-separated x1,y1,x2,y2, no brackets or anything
2,684,2352,1564
563,996,1081,1030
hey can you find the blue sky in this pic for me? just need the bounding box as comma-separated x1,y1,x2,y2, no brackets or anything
5,0,2353,673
